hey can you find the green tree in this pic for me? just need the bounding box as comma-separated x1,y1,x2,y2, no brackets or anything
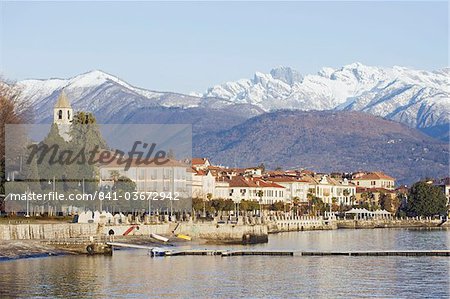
113,175,137,212
292,196,300,215
379,192,400,213
192,197,204,212
308,194,325,216
270,201,285,211
407,181,447,217
240,199,259,211
69,111,107,194
223,199,235,211
36,124,69,192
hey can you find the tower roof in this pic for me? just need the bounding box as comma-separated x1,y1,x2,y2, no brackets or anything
54,90,72,108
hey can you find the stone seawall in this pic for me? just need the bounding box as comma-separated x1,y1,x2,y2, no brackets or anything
267,216,336,233
0,222,268,244
0,223,100,240
175,223,268,244
337,218,446,229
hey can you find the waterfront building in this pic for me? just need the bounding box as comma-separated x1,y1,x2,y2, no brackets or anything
214,177,231,199
265,177,310,202
352,172,395,190
228,177,286,204
98,158,191,197
191,168,215,199
191,158,211,170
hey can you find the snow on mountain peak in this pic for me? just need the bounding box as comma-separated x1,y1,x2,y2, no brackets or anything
69,70,121,88
201,63,449,131
269,66,303,85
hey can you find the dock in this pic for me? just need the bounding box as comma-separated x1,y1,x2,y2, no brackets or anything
106,243,450,257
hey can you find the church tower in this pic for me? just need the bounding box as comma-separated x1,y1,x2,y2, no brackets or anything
53,90,73,125
53,90,73,140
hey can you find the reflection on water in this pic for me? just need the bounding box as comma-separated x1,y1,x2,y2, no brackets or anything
0,229,449,298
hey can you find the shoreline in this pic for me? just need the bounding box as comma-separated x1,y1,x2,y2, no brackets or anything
1,225,448,262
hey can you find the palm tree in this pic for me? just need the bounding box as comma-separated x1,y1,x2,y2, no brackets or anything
109,170,121,191
256,190,264,216
292,196,300,216
343,189,350,205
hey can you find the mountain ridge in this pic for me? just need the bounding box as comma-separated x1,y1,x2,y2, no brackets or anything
14,63,450,141
202,63,449,140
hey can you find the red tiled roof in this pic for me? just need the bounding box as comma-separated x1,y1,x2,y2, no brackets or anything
191,158,208,165
268,177,302,183
354,172,395,181
229,177,285,188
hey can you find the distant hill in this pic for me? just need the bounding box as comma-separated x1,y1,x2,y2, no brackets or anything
193,110,449,185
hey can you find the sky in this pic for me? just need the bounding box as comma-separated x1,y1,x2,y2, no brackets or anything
1,1,448,93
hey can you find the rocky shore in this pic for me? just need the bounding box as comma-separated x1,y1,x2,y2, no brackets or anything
0,240,65,260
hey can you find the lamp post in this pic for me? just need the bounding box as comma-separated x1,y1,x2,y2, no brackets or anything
48,176,55,216
25,187,30,218
78,179,85,194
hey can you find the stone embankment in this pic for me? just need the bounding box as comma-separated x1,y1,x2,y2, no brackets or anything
266,216,335,233
0,222,268,244
337,217,448,229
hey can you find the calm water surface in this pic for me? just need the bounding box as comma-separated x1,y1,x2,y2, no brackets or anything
0,229,449,298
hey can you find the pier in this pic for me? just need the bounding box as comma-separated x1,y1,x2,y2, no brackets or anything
106,243,450,257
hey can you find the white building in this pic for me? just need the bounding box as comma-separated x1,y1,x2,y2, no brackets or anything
352,172,395,190
228,177,287,205
311,175,356,205
191,169,215,199
99,158,191,198
267,177,310,202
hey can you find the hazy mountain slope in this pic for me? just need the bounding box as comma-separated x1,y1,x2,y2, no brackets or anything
17,70,262,134
193,110,449,185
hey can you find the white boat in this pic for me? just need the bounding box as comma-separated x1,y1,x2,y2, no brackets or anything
150,233,169,242
149,247,167,257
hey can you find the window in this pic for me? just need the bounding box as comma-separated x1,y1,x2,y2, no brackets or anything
138,169,145,180
371,181,376,186
67,110,71,119
58,110,62,120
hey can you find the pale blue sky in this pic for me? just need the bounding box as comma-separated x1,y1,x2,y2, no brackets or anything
1,1,448,93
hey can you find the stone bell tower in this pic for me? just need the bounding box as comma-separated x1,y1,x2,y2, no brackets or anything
53,90,73,140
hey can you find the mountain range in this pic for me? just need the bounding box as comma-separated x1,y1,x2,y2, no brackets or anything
12,63,450,184
17,63,449,140
202,63,449,141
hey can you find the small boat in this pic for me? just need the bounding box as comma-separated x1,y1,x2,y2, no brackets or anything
150,233,169,242
176,234,192,241
149,247,167,257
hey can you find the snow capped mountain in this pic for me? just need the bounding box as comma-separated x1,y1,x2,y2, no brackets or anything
14,63,449,140
16,70,237,124
202,63,449,135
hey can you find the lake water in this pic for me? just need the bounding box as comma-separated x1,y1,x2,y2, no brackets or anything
0,229,449,298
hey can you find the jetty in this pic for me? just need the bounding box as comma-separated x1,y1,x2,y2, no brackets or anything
106,242,450,257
